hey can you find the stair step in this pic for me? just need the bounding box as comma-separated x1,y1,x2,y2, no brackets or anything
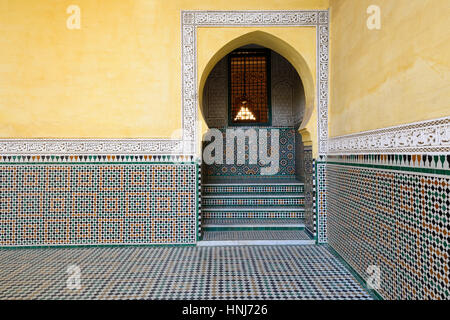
202,196,304,207
198,230,314,246
203,177,304,184
202,194,304,198
202,206,305,212
202,207,304,219
203,218,304,227
203,184,304,194
203,218,304,230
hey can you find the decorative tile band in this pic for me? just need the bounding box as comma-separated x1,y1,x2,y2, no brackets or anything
202,211,304,219
202,197,304,207
0,154,196,163
316,161,327,244
328,116,450,155
303,148,315,238
197,163,202,241
203,184,304,194
327,154,450,172
202,128,297,177
0,163,198,247
327,156,449,299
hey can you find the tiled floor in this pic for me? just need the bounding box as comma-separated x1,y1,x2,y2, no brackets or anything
0,245,373,300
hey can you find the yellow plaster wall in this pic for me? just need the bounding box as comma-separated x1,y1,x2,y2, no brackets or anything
329,0,450,137
0,0,328,139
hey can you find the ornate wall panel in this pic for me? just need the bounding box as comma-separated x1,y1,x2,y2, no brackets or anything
202,128,296,177
327,154,449,299
316,157,327,243
329,116,450,155
183,10,329,155
303,147,315,237
0,160,198,247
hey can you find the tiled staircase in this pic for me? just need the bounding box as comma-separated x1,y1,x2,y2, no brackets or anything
199,179,314,246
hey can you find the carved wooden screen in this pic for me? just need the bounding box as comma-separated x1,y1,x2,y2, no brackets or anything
229,50,270,125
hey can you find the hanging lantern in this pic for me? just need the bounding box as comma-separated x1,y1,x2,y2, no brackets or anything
234,106,256,121
234,56,256,122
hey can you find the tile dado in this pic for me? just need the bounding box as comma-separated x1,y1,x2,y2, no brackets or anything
202,128,297,177
327,154,449,299
303,148,315,238
0,162,198,247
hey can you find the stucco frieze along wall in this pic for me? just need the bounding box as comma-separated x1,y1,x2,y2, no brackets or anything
327,0,450,299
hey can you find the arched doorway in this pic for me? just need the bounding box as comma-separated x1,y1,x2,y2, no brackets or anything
198,38,316,245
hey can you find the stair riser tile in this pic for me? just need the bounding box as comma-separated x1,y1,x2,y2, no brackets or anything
203,185,304,194
203,198,304,206
203,227,305,231
202,212,304,219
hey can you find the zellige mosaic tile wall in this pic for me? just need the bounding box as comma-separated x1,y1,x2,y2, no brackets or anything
202,128,297,177
303,147,315,237
0,160,198,247
327,154,449,299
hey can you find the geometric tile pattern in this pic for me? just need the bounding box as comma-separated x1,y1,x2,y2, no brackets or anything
201,210,304,219
202,179,305,220
203,128,297,177
0,163,198,247
202,230,312,241
203,218,304,225
198,162,202,241
203,184,304,194
202,197,304,207
327,154,450,171
0,245,372,300
0,154,196,163
327,158,449,299
316,159,327,243
303,147,315,237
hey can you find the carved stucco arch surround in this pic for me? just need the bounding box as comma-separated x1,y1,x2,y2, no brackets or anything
183,10,329,157
198,30,315,133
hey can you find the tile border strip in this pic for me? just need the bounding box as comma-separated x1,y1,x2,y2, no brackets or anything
0,154,196,163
